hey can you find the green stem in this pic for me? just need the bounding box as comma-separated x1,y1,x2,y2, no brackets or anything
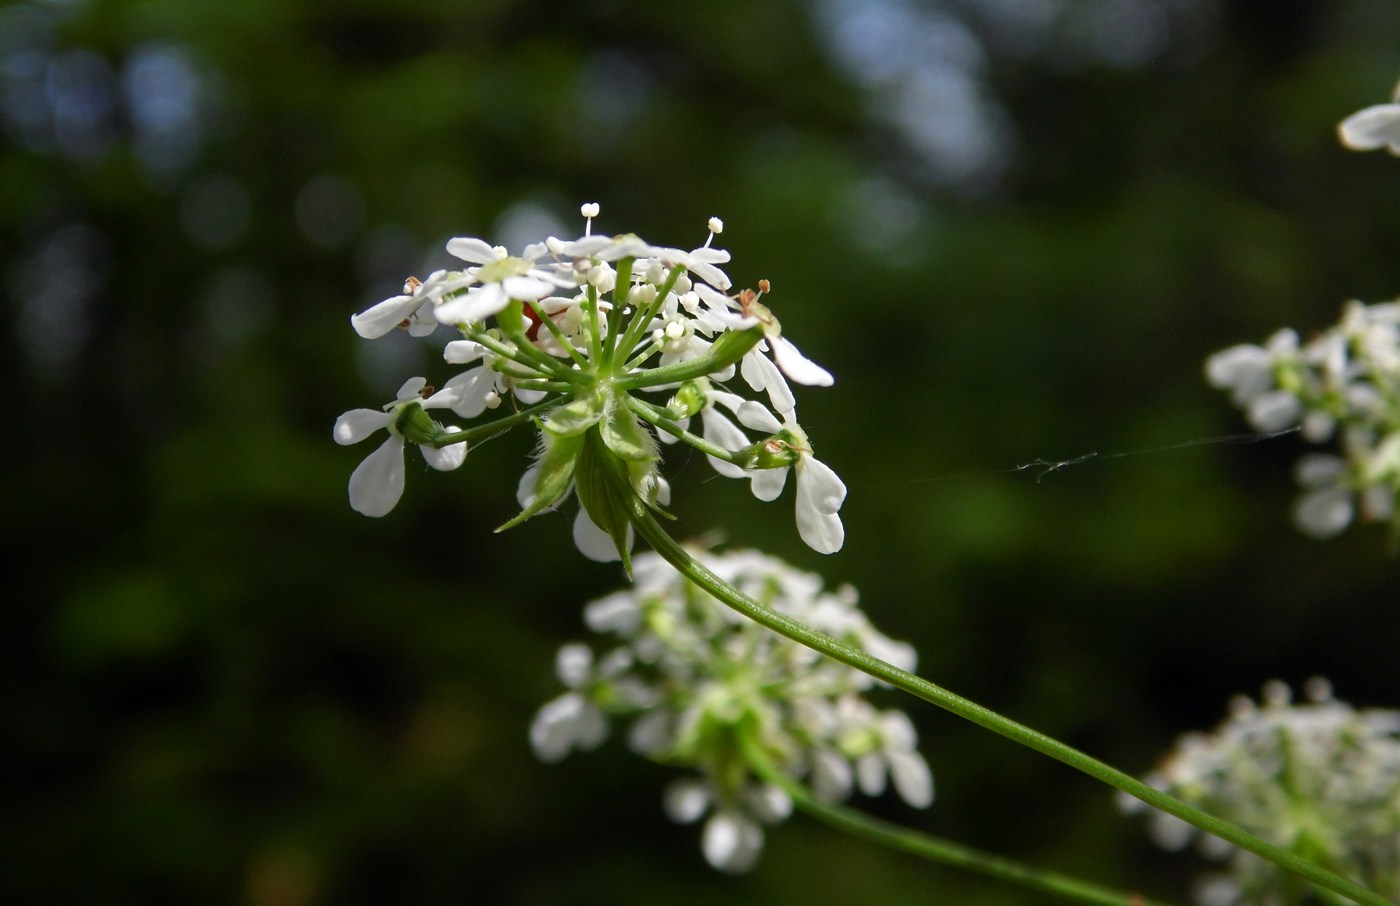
624,504,1392,906
624,396,751,466
738,732,1176,906
524,300,590,369
463,326,576,383
427,398,559,446
614,263,685,369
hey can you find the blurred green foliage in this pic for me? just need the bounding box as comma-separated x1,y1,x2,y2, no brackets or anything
3,0,1399,903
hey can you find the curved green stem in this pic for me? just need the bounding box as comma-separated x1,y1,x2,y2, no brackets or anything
624,503,1392,906
739,733,1176,906
624,396,751,465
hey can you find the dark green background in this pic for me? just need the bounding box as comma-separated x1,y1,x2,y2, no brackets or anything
3,1,1398,903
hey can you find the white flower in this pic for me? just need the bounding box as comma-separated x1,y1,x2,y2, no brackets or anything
533,548,932,873
1207,301,1400,540
529,644,610,763
641,225,733,291
1126,680,1400,904
663,778,790,874
697,393,846,553
332,377,466,517
351,270,475,339
1293,454,1355,539
693,283,834,415
433,238,575,325
1338,80,1400,154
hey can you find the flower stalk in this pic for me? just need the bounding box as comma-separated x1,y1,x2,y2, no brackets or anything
622,498,1392,906
738,731,1178,906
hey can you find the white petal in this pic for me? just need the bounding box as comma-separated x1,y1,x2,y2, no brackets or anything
528,692,606,763
333,409,392,445
516,465,539,508
745,784,792,822
445,236,500,264
626,710,671,756
1295,453,1346,488
749,467,788,502
888,750,934,808
434,284,508,325
663,779,711,824
810,749,854,801
856,752,886,797
351,293,419,339
770,335,834,386
583,594,644,636
440,366,498,419
741,349,796,415
1338,104,1400,151
420,428,466,471
348,436,406,517
502,274,553,300
736,400,782,434
795,456,847,554
573,509,627,563
555,643,594,687
702,810,763,873
1293,487,1354,539
1244,390,1301,432
443,340,486,365
1203,344,1271,398
395,376,427,401
700,410,751,479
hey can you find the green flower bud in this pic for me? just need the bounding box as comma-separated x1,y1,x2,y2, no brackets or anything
669,379,709,419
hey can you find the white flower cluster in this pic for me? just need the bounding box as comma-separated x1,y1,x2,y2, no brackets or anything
530,548,934,873
1338,77,1400,155
1205,300,1400,539
334,205,845,558
1121,679,1400,906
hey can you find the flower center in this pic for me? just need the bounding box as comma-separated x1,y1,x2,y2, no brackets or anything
476,256,532,283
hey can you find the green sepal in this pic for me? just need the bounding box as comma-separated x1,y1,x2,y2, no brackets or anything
542,391,605,437
736,429,804,470
668,379,708,419
601,396,658,462
495,432,583,532
393,401,439,446
574,430,636,574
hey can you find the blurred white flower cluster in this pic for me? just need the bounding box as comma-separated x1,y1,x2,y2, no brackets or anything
530,548,934,873
334,205,844,560
1122,679,1400,906
1205,300,1400,539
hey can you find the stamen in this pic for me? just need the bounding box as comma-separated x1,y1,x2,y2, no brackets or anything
703,216,723,248
581,202,600,237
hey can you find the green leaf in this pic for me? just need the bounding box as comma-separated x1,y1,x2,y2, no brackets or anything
495,433,583,532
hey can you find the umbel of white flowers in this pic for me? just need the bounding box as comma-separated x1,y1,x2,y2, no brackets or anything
333,205,845,563
529,548,935,873
1121,679,1400,906
1205,300,1400,540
